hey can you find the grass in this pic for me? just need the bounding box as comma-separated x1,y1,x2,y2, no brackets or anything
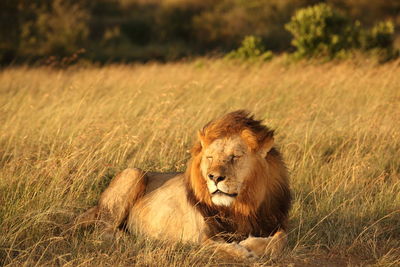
0,58,399,266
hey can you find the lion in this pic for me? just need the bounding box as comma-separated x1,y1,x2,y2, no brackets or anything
76,110,291,259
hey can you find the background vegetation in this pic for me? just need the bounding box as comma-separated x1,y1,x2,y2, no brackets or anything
1,0,400,64
1,59,399,266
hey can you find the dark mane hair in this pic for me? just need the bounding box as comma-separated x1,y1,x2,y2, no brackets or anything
185,110,291,242
201,110,274,144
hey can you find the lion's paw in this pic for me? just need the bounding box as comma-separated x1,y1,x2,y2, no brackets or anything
239,236,273,257
217,242,257,259
239,232,287,259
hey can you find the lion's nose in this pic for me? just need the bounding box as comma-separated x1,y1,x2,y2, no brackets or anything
208,173,226,183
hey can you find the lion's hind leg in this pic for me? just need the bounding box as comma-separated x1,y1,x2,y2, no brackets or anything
75,168,148,238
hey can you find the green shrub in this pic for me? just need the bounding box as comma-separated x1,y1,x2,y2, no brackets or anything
285,3,359,59
361,20,394,50
360,20,397,62
225,35,273,62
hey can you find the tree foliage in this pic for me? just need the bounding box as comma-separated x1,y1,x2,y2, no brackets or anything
20,0,89,56
285,3,396,60
225,36,273,62
0,0,398,64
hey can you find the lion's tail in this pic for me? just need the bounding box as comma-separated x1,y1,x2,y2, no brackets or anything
74,206,100,228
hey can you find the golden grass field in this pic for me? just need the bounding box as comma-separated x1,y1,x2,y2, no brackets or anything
0,58,399,266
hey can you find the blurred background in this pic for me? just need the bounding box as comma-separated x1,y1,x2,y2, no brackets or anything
1,0,399,65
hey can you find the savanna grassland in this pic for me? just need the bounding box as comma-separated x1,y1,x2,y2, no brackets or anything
0,59,399,266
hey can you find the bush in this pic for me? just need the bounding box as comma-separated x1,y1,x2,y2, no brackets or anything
361,20,395,50
20,0,89,57
359,20,397,62
285,3,359,59
225,35,273,62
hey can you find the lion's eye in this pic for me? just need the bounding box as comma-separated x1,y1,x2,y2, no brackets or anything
231,155,241,162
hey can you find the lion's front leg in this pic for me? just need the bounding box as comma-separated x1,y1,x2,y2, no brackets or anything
205,240,256,259
239,230,287,259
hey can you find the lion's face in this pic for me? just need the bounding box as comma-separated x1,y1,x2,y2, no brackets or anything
200,135,255,207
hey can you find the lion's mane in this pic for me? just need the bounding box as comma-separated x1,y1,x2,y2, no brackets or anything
185,110,291,242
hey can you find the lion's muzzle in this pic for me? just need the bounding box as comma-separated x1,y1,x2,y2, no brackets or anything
211,189,238,198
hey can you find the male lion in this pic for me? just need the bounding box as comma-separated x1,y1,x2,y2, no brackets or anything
76,110,291,259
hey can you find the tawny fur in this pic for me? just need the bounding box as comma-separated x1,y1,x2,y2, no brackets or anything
76,110,291,259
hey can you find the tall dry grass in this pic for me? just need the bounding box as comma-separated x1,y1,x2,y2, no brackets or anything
0,59,399,266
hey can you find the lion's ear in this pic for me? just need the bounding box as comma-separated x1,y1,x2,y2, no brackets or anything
241,129,258,150
258,137,274,158
198,130,206,148
190,131,206,156
241,129,274,157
